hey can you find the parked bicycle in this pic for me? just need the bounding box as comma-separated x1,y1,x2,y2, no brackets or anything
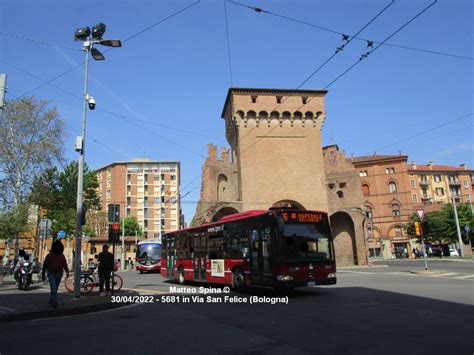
64,266,123,294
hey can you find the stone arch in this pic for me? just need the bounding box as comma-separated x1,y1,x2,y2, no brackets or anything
304,111,314,120
293,111,303,119
235,110,245,119
217,174,230,201
246,110,256,120
330,211,359,266
270,111,279,119
387,223,403,237
282,111,291,119
271,200,306,210
258,110,269,119
212,207,240,222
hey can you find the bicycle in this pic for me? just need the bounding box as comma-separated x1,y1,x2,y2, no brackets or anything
64,267,123,294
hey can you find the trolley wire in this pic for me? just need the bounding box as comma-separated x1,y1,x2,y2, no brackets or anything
223,0,234,87
228,0,472,61
14,1,201,99
238,0,438,158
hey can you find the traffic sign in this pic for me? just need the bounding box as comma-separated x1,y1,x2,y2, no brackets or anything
465,225,471,233
415,209,425,221
57,230,65,239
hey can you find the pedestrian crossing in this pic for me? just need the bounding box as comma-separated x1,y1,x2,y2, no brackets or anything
339,270,474,280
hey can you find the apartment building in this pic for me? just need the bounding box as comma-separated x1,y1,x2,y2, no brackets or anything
96,159,181,242
352,153,414,259
407,161,473,206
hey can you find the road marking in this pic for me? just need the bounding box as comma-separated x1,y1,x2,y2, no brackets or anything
454,274,474,279
338,270,376,274
430,272,459,277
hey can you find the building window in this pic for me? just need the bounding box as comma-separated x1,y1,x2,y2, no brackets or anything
466,194,471,202
366,206,373,218
359,171,368,177
302,97,307,104
434,175,441,182
412,194,418,202
389,182,397,193
362,184,370,196
171,175,176,181
251,95,257,103
106,190,111,198
410,180,416,188
386,167,395,174
336,191,344,198
464,180,469,188
436,188,444,196
392,204,400,216
395,226,402,236
276,96,282,104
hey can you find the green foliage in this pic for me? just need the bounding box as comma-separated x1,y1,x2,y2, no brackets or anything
120,216,143,237
0,204,30,240
28,161,101,238
405,203,473,244
0,96,64,210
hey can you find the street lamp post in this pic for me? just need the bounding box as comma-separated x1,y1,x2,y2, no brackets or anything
73,23,121,298
451,194,469,257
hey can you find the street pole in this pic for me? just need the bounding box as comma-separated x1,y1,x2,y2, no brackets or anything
121,216,125,270
74,44,90,298
420,233,428,270
452,195,465,257
370,219,377,259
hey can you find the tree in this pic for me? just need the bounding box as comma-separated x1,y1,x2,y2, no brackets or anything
84,211,108,238
405,203,473,246
0,97,64,209
120,216,143,236
0,96,64,251
29,161,101,239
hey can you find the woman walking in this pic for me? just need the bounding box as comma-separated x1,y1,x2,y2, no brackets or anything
42,240,69,308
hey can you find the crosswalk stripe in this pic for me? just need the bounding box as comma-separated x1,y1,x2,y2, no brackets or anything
454,274,474,279
430,272,459,277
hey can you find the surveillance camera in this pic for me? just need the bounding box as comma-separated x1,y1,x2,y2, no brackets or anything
88,96,96,110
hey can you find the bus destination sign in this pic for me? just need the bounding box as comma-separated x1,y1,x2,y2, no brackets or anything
281,211,323,223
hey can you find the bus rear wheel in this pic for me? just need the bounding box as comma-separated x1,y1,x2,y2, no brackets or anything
178,267,185,285
233,268,245,292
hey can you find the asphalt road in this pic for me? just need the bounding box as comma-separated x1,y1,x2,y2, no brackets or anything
0,261,472,355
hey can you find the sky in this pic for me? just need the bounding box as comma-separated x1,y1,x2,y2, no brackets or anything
1,0,473,223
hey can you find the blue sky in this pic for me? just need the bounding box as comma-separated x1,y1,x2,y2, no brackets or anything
1,0,472,222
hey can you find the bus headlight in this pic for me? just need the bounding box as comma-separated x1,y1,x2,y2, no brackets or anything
276,275,294,281
327,273,336,278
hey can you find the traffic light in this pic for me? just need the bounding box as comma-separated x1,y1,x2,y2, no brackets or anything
415,222,422,236
108,223,120,243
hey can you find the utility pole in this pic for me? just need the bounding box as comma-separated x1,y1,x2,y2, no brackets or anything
0,73,6,119
452,195,465,257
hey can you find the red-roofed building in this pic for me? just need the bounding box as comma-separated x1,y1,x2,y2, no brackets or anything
407,161,473,206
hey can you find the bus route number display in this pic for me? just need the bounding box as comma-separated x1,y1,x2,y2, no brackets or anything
281,212,323,223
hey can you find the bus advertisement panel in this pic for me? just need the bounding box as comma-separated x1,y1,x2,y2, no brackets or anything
161,209,336,290
136,240,161,273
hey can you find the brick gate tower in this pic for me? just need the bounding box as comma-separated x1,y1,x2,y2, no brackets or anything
222,88,329,211
192,88,368,266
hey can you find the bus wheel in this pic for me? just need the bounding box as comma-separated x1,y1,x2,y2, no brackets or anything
139,270,143,274
178,267,185,285
233,268,245,292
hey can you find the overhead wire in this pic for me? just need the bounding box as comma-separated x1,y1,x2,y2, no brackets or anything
228,0,473,61
223,0,234,87
14,1,201,99
0,32,80,51
238,0,402,157
369,112,473,153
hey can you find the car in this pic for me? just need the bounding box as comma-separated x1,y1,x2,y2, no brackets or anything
449,248,459,257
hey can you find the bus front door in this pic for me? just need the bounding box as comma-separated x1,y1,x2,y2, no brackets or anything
193,234,206,281
250,228,273,285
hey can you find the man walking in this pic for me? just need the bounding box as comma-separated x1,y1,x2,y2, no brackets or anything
97,244,114,296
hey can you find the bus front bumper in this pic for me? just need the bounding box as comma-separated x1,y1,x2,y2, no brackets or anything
136,264,161,272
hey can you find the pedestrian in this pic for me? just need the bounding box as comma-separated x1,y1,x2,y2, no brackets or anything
42,240,69,308
97,244,114,296
127,257,132,270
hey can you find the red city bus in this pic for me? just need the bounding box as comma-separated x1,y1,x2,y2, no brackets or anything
161,209,336,290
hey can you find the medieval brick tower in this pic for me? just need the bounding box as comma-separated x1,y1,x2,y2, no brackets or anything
192,88,367,266
222,88,329,211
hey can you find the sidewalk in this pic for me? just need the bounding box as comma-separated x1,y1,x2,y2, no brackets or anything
0,275,137,322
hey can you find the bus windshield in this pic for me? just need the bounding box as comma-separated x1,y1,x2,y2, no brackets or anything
136,243,161,261
282,223,332,261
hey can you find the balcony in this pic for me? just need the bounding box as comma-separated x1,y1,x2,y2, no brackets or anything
449,180,461,186
419,180,430,186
